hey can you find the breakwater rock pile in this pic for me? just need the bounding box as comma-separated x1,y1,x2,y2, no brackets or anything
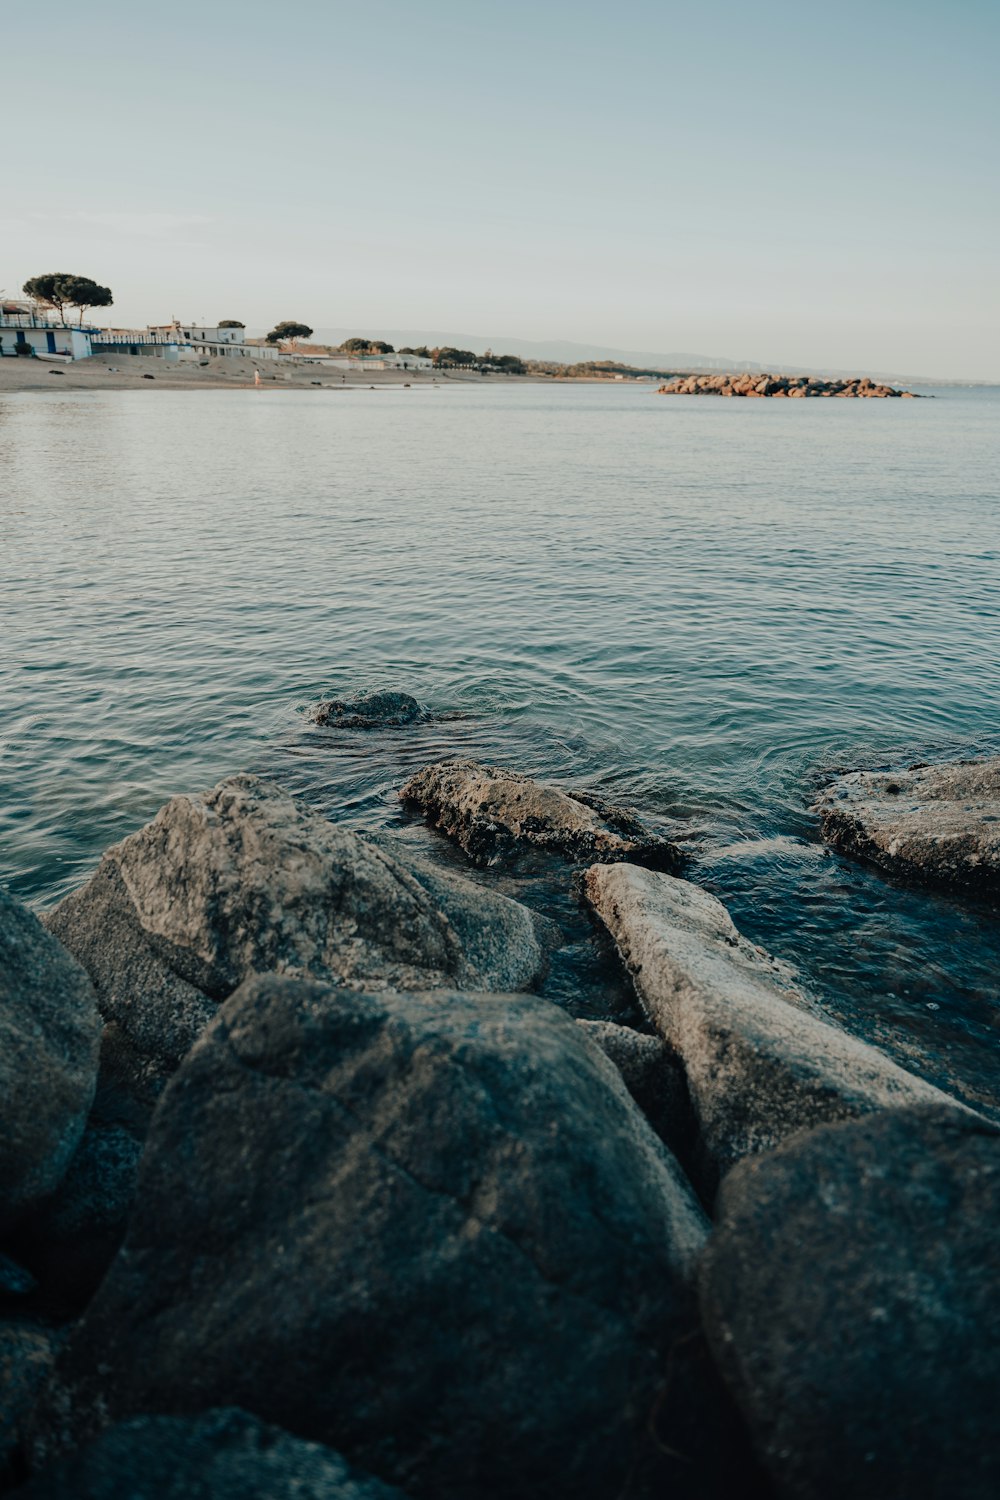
658,372,918,398
1,753,998,1499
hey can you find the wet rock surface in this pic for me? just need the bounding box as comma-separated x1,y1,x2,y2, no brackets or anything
699,1106,1000,1500
400,758,682,870
658,372,917,398
7,754,996,1499
585,862,959,1182
313,690,421,728
0,887,100,1231
14,1408,408,1499
29,976,722,1500
46,776,550,1124
815,756,1000,896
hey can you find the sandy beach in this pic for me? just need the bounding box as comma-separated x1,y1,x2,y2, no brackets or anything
0,354,519,394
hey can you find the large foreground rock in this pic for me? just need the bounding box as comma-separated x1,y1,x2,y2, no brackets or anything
586,863,956,1179
815,756,1000,895
46,776,550,1120
31,978,717,1499
400,759,681,869
0,886,100,1229
699,1106,1000,1500
15,1408,406,1499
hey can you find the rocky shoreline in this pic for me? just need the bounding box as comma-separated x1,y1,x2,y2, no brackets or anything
1,746,998,1498
658,372,919,398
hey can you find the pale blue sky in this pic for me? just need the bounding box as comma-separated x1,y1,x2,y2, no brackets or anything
4,0,998,377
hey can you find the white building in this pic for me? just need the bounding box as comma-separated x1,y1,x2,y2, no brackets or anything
325,352,435,372
0,301,94,360
93,321,280,361
372,352,434,371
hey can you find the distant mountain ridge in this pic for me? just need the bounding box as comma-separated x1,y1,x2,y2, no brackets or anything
310,328,747,371
297,328,948,386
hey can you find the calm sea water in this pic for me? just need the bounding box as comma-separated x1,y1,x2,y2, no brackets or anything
2,382,998,1111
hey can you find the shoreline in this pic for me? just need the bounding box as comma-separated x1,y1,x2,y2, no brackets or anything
0,355,537,395
0,356,969,397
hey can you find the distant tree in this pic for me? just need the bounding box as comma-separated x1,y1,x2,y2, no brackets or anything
23,273,73,323
266,320,313,348
399,346,432,358
218,319,245,328
494,354,525,374
340,337,395,355
23,272,113,326
433,347,477,367
64,277,113,325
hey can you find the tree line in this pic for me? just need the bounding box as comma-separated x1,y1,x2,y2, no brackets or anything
340,339,525,372
15,282,528,371
22,273,113,326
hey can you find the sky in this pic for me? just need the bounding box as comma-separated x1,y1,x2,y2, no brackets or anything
3,0,998,378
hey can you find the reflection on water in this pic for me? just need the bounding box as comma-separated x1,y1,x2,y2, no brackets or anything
2,383,998,1111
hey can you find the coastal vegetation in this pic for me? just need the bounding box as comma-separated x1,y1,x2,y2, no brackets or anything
334,339,526,372
341,337,396,354
265,320,313,347
527,357,684,380
21,274,113,327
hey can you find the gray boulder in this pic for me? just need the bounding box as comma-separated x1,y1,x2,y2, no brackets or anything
400,759,682,869
31,977,715,1499
46,776,550,1120
815,756,1000,894
15,1408,406,1499
313,690,421,728
0,886,100,1230
585,862,958,1180
699,1106,1000,1500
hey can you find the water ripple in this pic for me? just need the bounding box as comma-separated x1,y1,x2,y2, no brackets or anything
2,383,999,1109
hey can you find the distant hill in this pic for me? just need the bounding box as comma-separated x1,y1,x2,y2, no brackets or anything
291,328,945,386
307,329,747,371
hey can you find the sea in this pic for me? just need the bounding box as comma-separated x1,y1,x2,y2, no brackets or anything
2,380,998,1113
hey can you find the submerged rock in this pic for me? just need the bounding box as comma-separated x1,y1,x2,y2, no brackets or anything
400,759,682,870
312,690,421,728
815,756,1000,895
585,862,959,1181
699,1105,1000,1500
16,1408,407,1499
30,977,716,1499
0,886,100,1231
46,776,551,1123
